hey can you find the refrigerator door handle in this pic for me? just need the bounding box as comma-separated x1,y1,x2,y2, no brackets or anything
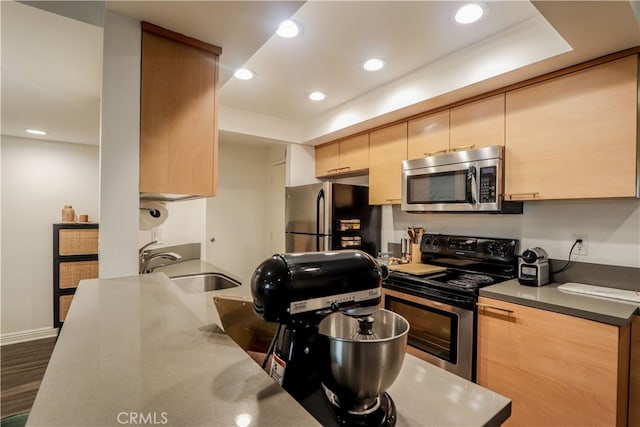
319,236,332,252
316,189,325,251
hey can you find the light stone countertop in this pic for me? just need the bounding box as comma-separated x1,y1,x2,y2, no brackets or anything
28,260,511,427
480,279,639,326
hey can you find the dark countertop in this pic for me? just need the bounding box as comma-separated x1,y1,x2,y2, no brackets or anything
480,279,639,326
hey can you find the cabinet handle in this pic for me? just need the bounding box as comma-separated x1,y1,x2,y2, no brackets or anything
449,144,476,152
325,168,339,174
477,302,514,314
425,149,449,156
506,192,539,201
338,166,351,172
385,198,401,202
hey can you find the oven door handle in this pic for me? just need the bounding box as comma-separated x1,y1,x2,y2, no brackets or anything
477,302,513,314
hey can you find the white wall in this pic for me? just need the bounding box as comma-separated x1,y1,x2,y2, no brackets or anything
267,146,287,255
286,143,317,187
205,141,285,284
136,142,286,280
1,136,99,336
384,198,640,268
138,199,207,250
98,11,140,278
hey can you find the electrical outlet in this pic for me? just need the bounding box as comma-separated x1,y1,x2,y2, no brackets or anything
572,235,588,256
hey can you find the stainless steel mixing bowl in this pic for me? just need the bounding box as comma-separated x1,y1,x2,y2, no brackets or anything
318,309,409,412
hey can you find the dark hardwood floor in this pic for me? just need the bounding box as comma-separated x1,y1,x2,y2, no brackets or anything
1,337,56,418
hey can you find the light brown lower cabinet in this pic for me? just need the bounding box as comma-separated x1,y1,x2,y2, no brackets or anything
629,316,640,426
477,297,630,427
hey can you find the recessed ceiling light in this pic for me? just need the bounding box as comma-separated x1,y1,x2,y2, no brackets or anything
276,20,301,38
26,129,47,135
234,414,252,427
454,3,485,24
308,91,326,101
234,68,255,80
363,58,385,72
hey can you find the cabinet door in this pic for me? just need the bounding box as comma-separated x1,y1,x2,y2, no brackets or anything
315,142,340,177
140,28,219,196
505,55,638,200
58,229,99,256
339,133,369,173
59,260,99,289
407,110,450,159
450,94,504,151
630,316,640,426
477,297,629,427
369,123,407,205
58,294,74,323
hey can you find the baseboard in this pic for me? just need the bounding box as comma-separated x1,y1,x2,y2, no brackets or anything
1,327,58,346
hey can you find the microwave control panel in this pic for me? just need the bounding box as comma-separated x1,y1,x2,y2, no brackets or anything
478,166,497,203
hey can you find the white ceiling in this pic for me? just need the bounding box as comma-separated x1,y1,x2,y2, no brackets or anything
218,1,541,120
1,1,103,145
2,1,639,147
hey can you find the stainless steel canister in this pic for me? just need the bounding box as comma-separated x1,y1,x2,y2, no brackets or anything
400,238,410,260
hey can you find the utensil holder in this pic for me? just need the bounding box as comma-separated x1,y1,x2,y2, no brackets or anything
410,243,421,263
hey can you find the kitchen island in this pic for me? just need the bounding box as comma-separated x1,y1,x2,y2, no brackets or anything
27,261,511,427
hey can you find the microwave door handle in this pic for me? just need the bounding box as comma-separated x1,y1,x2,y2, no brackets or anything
467,166,477,204
316,188,325,251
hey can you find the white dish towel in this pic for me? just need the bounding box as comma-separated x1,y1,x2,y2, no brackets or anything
557,282,640,304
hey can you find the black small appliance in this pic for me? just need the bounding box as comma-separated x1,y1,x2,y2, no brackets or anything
251,250,402,427
518,247,550,286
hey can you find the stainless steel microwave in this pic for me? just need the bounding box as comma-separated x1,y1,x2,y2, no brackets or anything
401,145,522,214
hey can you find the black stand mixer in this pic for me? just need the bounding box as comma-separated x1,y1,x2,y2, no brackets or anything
251,250,409,427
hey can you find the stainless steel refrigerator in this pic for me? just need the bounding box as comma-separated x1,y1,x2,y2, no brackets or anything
285,183,381,255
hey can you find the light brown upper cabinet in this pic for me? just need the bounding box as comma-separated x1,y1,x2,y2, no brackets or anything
369,123,408,205
140,23,222,198
407,94,504,161
407,110,450,160
315,134,369,178
450,93,505,151
505,55,638,201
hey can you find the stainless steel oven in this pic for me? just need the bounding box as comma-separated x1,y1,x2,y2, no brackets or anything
383,287,474,380
383,233,519,382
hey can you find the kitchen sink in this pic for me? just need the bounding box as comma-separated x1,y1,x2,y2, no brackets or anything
170,273,240,293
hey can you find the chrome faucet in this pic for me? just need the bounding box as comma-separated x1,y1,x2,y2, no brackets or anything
139,240,158,269
140,251,182,274
138,240,182,274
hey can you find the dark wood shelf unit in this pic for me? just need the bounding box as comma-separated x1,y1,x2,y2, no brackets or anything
53,223,99,328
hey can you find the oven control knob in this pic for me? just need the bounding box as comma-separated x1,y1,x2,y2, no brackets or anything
488,243,497,253
424,237,433,246
432,238,440,247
